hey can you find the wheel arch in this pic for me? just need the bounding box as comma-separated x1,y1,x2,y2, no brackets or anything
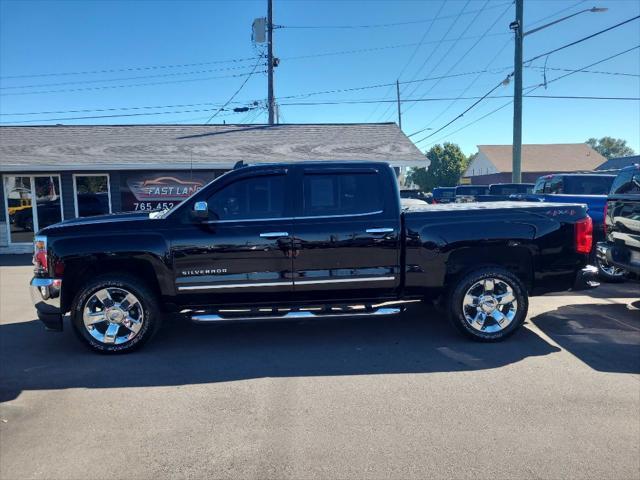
61,255,166,312
444,245,534,292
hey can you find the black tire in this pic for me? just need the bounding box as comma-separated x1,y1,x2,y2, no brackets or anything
448,267,528,342
70,274,161,353
595,257,626,283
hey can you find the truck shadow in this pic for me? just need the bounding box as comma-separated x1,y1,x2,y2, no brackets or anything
530,302,640,374
0,304,559,403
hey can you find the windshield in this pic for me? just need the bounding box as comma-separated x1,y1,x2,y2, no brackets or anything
489,184,533,195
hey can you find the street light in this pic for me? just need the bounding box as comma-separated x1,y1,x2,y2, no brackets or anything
511,4,608,183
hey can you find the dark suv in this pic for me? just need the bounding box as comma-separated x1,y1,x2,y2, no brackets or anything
597,164,640,276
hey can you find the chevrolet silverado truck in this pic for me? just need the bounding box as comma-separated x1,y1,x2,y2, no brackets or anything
597,164,640,276
30,161,597,353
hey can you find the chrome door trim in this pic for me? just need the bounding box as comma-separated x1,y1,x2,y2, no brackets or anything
178,281,294,291
259,231,289,238
178,276,396,291
295,276,396,285
203,210,384,224
365,228,395,234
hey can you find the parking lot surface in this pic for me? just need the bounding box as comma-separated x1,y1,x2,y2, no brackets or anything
1,255,639,479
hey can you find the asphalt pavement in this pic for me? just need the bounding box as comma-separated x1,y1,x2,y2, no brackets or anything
1,255,638,479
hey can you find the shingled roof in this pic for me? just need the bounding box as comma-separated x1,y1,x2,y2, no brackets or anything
468,143,605,175
0,123,426,172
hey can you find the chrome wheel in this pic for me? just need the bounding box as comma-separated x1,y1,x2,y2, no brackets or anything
462,278,518,334
83,287,144,345
598,258,626,277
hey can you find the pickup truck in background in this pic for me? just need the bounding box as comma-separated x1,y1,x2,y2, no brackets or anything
597,164,640,276
431,187,455,204
31,161,597,353
526,173,619,281
455,183,534,203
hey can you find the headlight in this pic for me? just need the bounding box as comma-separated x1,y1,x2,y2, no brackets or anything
33,235,48,273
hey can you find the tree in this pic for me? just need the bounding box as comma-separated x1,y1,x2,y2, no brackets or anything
407,142,467,192
586,137,635,159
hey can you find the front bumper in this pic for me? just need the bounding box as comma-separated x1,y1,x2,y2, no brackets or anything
30,277,63,331
597,241,640,275
573,265,600,291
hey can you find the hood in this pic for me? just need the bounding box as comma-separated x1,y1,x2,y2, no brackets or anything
39,211,155,234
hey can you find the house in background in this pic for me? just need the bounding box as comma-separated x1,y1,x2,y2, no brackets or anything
596,154,640,171
463,144,606,185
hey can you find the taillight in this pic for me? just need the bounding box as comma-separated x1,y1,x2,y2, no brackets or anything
33,235,48,273
603,202,608,237
575,216,593,254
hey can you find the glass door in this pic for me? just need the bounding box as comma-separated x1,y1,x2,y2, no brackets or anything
4,175,62,244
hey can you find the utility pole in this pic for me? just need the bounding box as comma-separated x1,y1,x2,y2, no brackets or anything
396,79,402,130
267,0,275,125
511,0,523,183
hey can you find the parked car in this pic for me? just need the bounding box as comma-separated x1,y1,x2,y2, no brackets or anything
400,189,431,203
596,164,640,277
526,173,619,281
454,185,489,203
432,187,455,204
489,183,534,196
31,161,597,353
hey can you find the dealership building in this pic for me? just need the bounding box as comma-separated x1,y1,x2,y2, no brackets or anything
0,123,426,253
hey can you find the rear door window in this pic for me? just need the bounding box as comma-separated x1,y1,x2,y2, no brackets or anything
302,172,383,217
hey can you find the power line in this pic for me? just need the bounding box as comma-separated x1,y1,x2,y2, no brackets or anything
2,94,635,125
527,45,640,88
377,0,474,121
525,65,640,77
0,56,257,80
0,70,494,118
276,2,512,29
364,0,447,122
525,15,640,65
204,56,264,124
0,63,262,90
401,1,514,121
0,107,248,124
0,69,267,97
408,17,640,143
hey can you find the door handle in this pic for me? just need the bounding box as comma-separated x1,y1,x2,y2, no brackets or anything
259,232,289,239
366,228,395,234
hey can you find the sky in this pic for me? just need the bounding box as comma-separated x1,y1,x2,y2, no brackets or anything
0,0,639,156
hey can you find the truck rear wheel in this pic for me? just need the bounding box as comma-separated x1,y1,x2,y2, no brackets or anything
70,274,161,353
448,267,528,342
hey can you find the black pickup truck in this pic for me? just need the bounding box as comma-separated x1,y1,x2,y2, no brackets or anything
597,164,640,276
31,161,597,353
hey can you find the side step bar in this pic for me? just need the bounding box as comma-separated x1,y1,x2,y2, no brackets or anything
191,307,402,324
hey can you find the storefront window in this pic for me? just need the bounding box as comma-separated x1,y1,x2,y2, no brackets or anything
74,175,111,217
120,171,221,212
4,175,62,243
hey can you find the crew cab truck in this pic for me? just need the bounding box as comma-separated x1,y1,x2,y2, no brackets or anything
597,164,640,276
31,161,597,353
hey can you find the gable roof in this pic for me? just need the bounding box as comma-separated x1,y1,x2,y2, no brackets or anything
596,155,640,171
0,123,426,172
476,143,605,173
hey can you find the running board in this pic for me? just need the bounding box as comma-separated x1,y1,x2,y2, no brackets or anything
191,307,402,324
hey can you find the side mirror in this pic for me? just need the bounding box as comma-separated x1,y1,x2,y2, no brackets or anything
191,201,209,221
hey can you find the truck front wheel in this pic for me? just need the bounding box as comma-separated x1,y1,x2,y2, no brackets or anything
448,267,528,342
70,274,161,353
